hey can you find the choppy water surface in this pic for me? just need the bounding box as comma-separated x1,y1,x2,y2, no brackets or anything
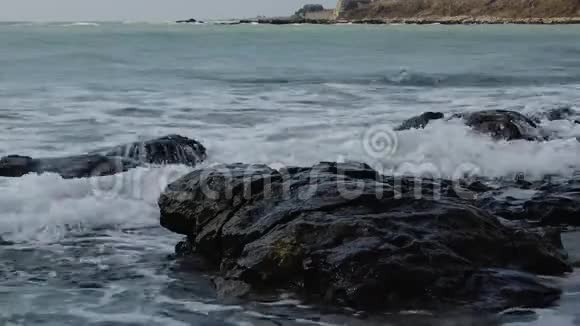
1,22,580,325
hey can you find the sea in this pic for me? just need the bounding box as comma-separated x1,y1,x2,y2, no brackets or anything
1,22,580,325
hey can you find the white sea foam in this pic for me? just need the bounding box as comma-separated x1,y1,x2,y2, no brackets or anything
61,22,100,27
155,295,243,315
0,165,191,243
205,117,580,180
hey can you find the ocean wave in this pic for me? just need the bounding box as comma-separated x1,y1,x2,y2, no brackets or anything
61,22,100,27
0,165,192,243
158,69,580,88
388,120,580,179
204,116,580,181
382,70,580,87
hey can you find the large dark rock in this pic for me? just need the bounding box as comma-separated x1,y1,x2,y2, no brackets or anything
457,110,542,141
1,135,206,179
159,162,571,312
395,112,445,131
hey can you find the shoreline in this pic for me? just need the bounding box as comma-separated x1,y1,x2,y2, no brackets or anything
234,16,580,25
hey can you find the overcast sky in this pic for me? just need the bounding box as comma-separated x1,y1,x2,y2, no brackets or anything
0,0,338,21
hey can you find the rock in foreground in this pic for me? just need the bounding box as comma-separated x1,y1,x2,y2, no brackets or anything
1,135,206,179
159,162,570,312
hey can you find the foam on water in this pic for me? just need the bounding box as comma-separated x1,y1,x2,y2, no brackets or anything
0,165,192,243
61,22,100,27
204,117,580,180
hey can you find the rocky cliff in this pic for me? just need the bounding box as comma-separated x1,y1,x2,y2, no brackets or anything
338,0,580,19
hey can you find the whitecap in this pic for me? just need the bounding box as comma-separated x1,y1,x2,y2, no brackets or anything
62,22,100,27
0,165,192,243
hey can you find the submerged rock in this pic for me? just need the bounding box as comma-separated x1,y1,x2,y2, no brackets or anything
0,135,206,179
159,162,570,312
395,112,445,131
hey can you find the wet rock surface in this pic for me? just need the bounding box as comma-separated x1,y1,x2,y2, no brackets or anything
395,112,445,131
460,110,542,141
530,107,578,123
159,162,571,312
475,177,580,227
0,154,137,179
91,134,206,166
396,109,544,141
0,135,206,179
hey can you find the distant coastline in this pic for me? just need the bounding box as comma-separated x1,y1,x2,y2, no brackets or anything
177,0,580,25
176,16,580,25
241,16,580,25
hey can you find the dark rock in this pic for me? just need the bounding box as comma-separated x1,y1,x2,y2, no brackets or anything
1,135,206,179
92,134,206,166
458,110,542,141
523,194,580,226
460,269,561,311
530,107,577,123
477,178,580,227
175,238,196,257
395,112,445,131
0,155,35,177
396,110,543,141
213,277,252,301
159,162,571,312
176,18,198,24
0,236,13,246
1,154,136,179
257,18,305,25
